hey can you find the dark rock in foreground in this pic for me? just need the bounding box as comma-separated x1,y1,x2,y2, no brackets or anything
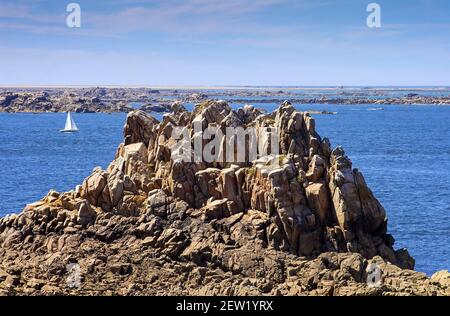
0,100,448,296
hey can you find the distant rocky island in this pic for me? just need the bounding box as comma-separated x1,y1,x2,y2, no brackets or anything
0,100,448,296
1,87,449,113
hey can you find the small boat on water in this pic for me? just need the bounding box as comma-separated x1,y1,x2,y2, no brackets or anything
60,112,79,133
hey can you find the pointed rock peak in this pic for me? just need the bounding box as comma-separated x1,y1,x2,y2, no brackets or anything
192,100,231,116
124,110,159,146
170,100,187,114
276,100,295,113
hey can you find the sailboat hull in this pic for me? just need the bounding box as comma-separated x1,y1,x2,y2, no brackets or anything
60,129,78,133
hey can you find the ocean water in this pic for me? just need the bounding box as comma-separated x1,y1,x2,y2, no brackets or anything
0,105,449,276
0,112,126,217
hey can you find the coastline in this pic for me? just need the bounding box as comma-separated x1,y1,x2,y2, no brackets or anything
1,85,449,90
1,87,450,114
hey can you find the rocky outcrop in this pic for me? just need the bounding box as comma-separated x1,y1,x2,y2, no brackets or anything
2,88,450,114
229,95,450,106
0,100,448,296
0,91,132,113
139,101,187,114
184,93,208,103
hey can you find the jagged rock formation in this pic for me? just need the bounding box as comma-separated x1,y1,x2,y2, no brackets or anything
0,101,448,296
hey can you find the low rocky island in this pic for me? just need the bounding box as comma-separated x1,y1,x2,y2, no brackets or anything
1,87,449,113
0,100,448,296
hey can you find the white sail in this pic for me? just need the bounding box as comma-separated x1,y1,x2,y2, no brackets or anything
61,112,78,132
69,112,78,130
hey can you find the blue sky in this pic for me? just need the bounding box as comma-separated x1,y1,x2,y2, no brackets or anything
0,0,449,86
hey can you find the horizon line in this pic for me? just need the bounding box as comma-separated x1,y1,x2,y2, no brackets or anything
1,84,450,90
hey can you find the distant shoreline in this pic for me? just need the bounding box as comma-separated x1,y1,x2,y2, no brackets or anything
1,85,450,91
1,87,449,113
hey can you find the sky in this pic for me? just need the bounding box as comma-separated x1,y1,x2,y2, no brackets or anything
0,0,449,86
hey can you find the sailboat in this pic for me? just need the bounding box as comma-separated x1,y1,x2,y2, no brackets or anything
60,112,79,133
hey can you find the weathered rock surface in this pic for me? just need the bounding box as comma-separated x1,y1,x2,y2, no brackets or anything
0,100,448,296
0,91,133,113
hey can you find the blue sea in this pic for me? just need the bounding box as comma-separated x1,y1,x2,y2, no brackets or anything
0,104,449,276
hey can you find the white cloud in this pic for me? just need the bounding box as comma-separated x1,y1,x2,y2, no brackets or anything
85,0,290,36
0,0,301,37
0,3,31,18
